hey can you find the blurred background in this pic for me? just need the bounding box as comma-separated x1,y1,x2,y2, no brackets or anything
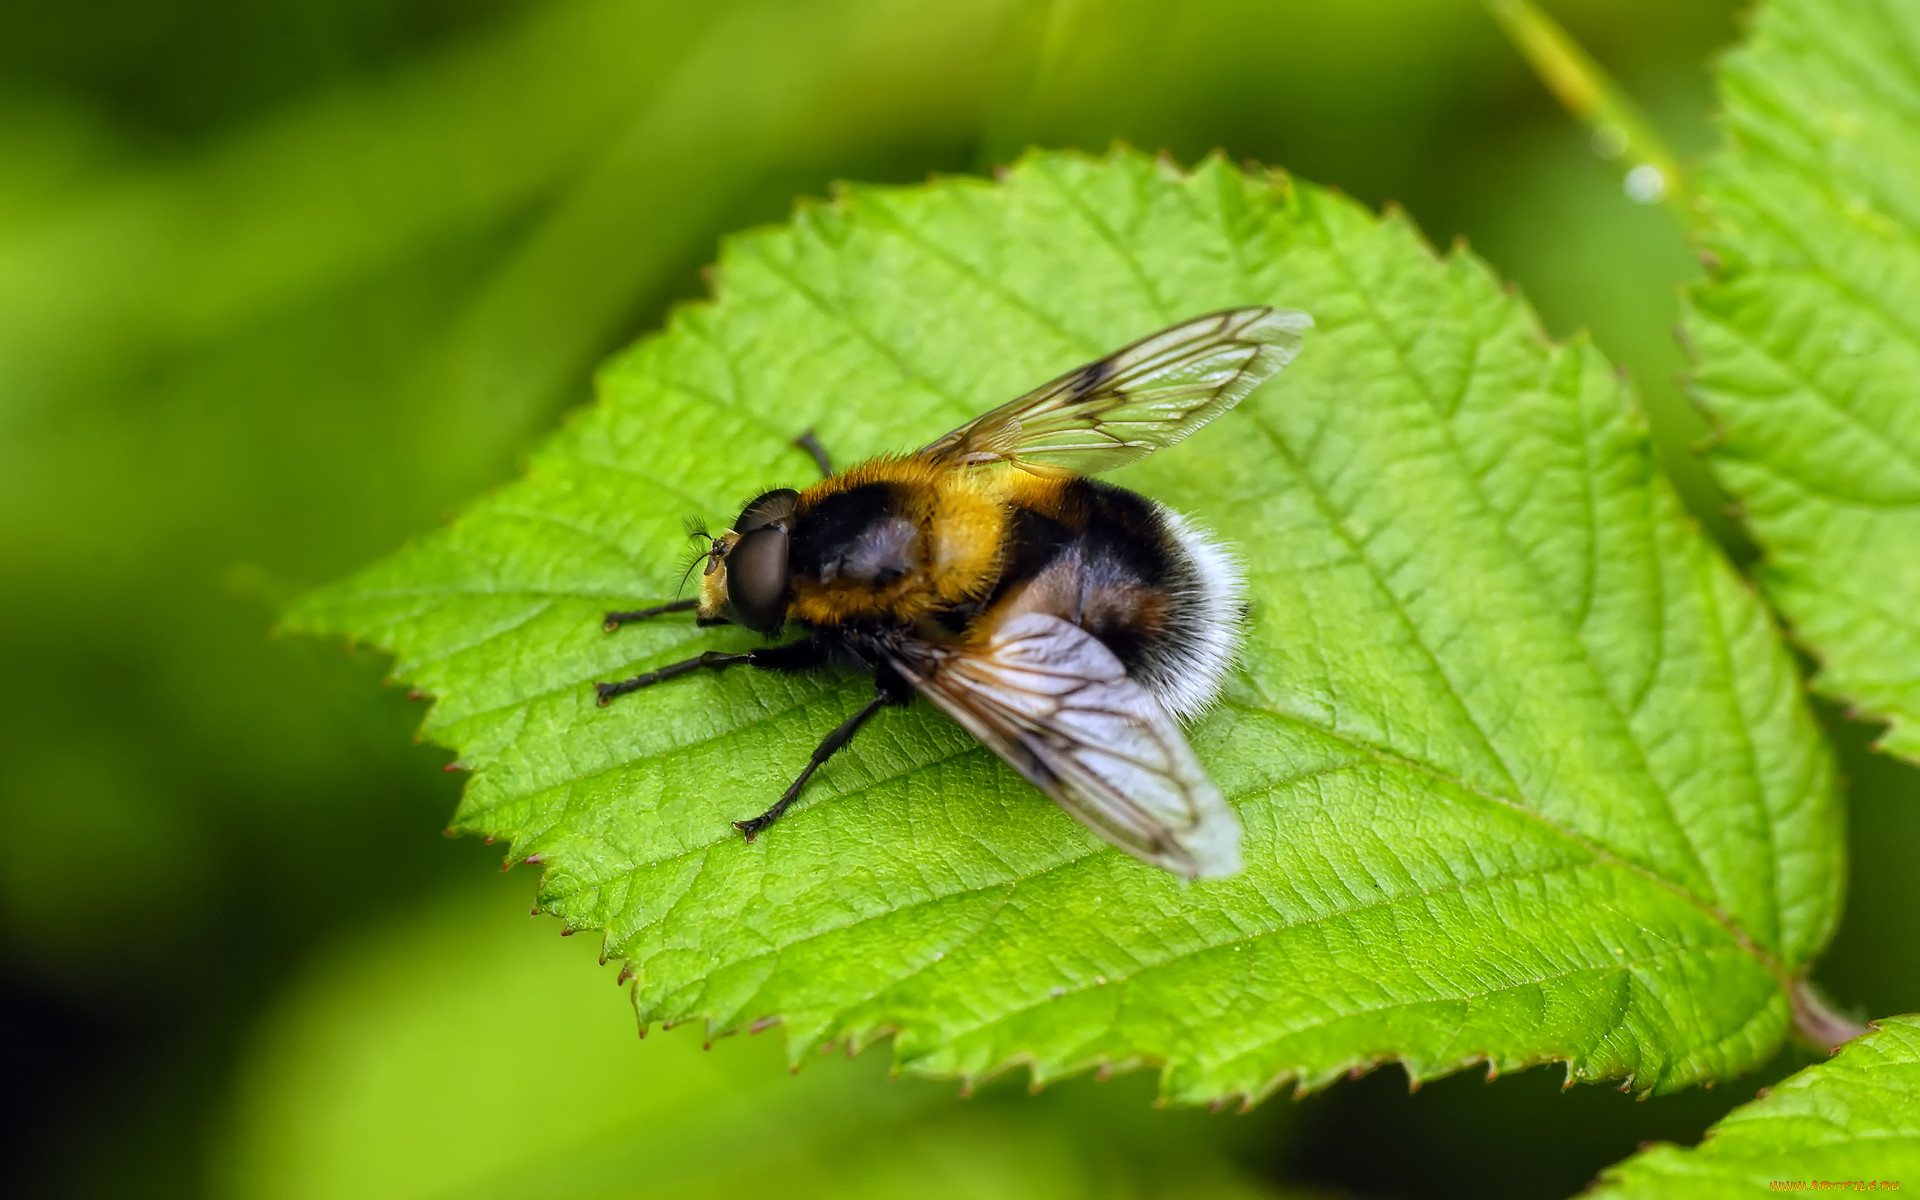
3,1,1916,1196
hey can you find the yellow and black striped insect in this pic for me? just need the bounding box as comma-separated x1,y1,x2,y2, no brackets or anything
598,307,1309,879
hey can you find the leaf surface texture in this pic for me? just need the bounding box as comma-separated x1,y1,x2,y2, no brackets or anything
1688,0,1920,759
292,151,1840,1102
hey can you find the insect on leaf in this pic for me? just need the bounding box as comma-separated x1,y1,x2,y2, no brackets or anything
289,149,1842,1105
1686,0,1920,761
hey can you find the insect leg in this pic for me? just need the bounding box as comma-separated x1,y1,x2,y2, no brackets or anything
733,682,898,840
603,597,699,632
595,651,749,705
793,429,834,478
594,637,825,706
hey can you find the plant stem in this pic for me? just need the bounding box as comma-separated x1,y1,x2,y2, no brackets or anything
1791,978,1869,1051
1484,0,1695,223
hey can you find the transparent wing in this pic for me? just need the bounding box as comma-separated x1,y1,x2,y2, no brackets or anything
888,613,1243,880
919,306,1310,475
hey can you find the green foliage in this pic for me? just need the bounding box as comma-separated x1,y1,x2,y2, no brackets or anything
218,878,1301,1200
292,148,1842,1104
0,0,1014,966
1592,1014,1920,1196
1686,0,1920,760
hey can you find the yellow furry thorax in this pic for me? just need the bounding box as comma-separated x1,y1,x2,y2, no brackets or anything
782,455,1021,626
697,455,1085,633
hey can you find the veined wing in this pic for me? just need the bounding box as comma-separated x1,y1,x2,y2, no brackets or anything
887,613,1243,880
918,306,1310,475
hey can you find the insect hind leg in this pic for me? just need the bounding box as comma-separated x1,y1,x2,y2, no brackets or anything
734,677,904,840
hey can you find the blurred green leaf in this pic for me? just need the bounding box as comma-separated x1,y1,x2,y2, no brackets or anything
0,0,693,388
0,0,1013,960
217,877,1299,1200
1685,0,1920,761
1591,1014,1920,1196
291,149,1839,1104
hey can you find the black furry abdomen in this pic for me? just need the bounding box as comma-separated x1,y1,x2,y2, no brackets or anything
974,479,1230,699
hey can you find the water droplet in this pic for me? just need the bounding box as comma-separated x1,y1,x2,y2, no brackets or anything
1624,164,1667,204
1590,124,1628,160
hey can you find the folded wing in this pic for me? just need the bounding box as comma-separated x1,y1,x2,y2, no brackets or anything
887,612,1243,879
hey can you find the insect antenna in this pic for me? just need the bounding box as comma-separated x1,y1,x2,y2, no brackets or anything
674,515,717,596
674,545,710,596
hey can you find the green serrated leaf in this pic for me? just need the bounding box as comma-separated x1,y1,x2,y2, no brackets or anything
1593,1014,1920,1196
290,149,1841,1104
1687,0,1920,761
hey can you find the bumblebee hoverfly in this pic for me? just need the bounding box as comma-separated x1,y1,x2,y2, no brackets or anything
598,307,1310,879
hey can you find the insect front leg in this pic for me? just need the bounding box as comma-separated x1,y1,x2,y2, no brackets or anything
595,636,825,706
602,597,699,632
734,667,911,840
793,429,834,478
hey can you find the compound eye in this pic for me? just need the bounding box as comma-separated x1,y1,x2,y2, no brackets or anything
735,489,799,533
726,525,790,633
